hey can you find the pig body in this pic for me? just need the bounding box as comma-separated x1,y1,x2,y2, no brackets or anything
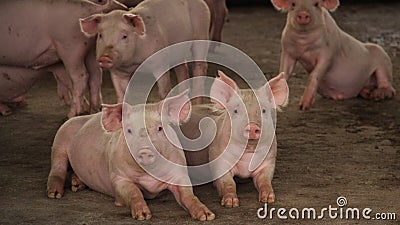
80,0,211,102
272,0,395,110
181,71,289,207
47,93,215,221
0,0,126,117
90,0,227,42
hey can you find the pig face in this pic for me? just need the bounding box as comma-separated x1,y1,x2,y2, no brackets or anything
101,92,191,167
271,0,340,31
210,71,288,148
80,10,146,69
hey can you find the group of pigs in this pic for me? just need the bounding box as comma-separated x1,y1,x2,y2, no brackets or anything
1,0,395,221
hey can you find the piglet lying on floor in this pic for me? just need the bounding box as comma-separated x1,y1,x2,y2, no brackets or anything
47,92,215,221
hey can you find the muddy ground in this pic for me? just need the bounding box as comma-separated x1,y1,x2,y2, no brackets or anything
1,2,399,225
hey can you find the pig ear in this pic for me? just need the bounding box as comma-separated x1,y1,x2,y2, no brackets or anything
101,103,123,132
322,0,340,11
260,72,289,110
80,14,102,37
123,14,146,35
270,0,291,11
210,70,238,109
158,90,191,124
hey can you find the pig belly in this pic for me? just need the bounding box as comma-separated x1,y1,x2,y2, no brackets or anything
0,66,45,101
317,57,373,99
231,153,255,178
68,118,114,196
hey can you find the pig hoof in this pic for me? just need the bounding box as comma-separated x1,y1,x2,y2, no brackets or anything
189,202,215,221
71,173,86,192
259,191,275,203
47,187,64,199
0,104,12,116
131,202,152,220
221,193,239,208
371,87,395,101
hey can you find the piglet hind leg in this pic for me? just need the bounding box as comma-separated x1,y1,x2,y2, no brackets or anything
70,173,86,192
169,185,215,221
0,103,12,116
364,44,396,100
47,146,69,199
112,178,151,220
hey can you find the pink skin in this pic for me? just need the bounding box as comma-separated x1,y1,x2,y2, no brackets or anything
46,93,215,221
271,0,395,110
90,0,227,42
0,0,126,118
80,0,210,103
182,71,289,207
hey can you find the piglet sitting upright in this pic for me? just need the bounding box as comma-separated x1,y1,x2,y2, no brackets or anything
271,0,395,110
182,71,289,207
46,92,215,221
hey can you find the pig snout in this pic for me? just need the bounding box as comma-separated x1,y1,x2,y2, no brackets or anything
98,55,114,69
137,148,155,166
296,11,311,25
243,123,261,140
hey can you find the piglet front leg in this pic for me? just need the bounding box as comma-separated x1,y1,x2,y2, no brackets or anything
169,185,215,221
214,173,239,208
112,178,152,220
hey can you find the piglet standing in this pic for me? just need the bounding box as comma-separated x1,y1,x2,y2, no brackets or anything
80,0,210,103
46,92,215,221
271,0,395,110
181,71,289,207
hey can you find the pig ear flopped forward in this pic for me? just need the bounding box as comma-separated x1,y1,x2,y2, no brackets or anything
158,90,191,124
101,103,123,132
79,14,103,37
123,14,146,36
270,0,291,11
321,0,340,11
210,70,239,110
261,72,289,111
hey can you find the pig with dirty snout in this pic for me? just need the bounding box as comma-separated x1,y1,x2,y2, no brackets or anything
46,92,215,221
271,0,395,110
182,71,289,207
80,0,210,103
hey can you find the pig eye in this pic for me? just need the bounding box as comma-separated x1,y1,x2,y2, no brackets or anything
314,2,319,7
98,33,102,39
122,34,128,40
291,2,296,7
157,126,163,132
262,108,267,114
233,109,238,114
127,128,132,134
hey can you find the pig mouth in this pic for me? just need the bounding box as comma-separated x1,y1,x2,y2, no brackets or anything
98,56,114,69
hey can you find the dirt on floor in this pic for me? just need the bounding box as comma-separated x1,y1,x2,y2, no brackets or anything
0,2,399,225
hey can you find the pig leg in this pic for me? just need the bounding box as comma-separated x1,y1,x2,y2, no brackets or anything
56,45,90,118
300,59,330,110
71,173,86,192
211,0,228,42
86,49,102,113
365,44,395,100
214,172,239,207
0,103,12,116
156,71,172,99
280,52,297,80
50,65,73,106
112,179,151,220
168,185,215,221
110,73,126,103
174,63,189,93
47,146,69,199
252,166,276,203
